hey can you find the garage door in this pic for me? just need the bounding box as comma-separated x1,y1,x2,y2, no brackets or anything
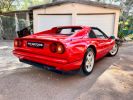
37,15,72,32
76,14,115,36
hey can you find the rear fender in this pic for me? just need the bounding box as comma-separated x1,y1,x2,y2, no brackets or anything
83,44,97,60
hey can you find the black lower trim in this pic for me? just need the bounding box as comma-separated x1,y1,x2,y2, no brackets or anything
19,59,56,70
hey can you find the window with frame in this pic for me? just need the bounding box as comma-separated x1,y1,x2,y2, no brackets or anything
92,29,107,39
56,27,82,35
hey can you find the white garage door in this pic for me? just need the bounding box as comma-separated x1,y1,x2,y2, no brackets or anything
37,15,72,32
76,14,115,36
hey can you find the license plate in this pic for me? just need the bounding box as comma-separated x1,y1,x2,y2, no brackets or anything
27,42,44,48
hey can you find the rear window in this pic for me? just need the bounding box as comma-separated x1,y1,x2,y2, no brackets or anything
56,27,82,35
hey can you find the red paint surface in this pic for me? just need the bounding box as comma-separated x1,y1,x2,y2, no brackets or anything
13,26,115,71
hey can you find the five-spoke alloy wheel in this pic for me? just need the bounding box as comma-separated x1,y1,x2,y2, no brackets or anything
82,48,95,75
109,43,119,56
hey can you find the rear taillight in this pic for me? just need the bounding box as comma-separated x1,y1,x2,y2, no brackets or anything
50,43,65,54
14,40,22,47
50,43,57,53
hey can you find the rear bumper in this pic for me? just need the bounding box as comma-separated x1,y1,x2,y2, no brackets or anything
13,50,82,71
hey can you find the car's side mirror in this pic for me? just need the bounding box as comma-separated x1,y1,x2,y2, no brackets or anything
109,36,115,39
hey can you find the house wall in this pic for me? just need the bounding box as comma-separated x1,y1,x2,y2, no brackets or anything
33,3,120,37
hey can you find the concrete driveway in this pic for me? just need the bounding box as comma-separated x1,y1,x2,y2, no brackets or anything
0,40,133,100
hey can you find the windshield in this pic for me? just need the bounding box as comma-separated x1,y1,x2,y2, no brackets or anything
56,27,82,35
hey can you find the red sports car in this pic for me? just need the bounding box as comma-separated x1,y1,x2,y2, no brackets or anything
13,26,119,75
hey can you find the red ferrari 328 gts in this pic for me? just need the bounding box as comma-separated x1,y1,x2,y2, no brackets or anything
13,26,119,75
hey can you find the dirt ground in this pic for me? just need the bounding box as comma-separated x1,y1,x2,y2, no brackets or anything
0,40,133,100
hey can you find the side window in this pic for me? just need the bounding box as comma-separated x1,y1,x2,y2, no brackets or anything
93,29,106,39
89,30,97,38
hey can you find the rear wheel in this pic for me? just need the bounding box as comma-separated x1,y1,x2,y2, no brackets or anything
109,43,119,56
81,48,95,75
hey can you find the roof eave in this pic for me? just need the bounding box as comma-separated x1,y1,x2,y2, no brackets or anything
29,0,120,10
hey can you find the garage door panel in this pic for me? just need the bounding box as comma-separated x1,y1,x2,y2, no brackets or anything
37,15,72,32
76,14,115,36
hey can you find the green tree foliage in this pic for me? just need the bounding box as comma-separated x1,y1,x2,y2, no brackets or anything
20,0,52,10
0,0,52,13
0,0,15,13
118,0,133,39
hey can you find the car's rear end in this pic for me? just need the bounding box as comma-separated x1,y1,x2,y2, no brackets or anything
13,26,85,71
14,38,71,71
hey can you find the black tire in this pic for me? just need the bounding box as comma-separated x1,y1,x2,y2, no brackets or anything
81,48,95,75
108,43,119,56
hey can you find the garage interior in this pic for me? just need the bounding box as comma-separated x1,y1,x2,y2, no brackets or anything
29,0,120,37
